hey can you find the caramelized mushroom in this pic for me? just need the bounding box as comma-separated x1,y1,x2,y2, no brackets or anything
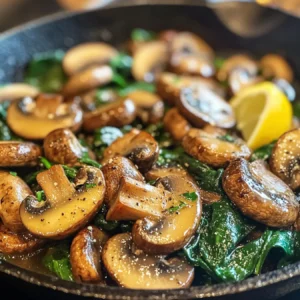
182,128,251,168
82,99,136,132
103,129,159,172
70,226,108,283
7,94,83,139
178,85,235,128
20,165,105,239
44,128,86,165
102,157,144,206
0,223,44,254
63,43,118,76
106,177,171,221
158,30,178,44
156,72,224,105
102,233,194,289
0,141,41,167
132,41,168,82
163,107,191,142
0,171,32,232
270,129,300,190
126,90,164,124
0,84,39,101
63,65,113,97
260,54,293,82
132,174,202,254
223,158,299,227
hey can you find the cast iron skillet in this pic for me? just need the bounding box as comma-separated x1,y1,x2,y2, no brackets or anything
1,1,300,299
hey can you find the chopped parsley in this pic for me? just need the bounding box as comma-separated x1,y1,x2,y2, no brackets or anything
36,190,45,202
218,134,235,143
168,201,187,213
9,171,17,176
86,183,97,189
181,191,198,201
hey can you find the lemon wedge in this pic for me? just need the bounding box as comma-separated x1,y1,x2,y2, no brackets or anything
230,82,293,149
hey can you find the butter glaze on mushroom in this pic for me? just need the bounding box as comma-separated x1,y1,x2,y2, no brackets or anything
102,233,194,289
7,94,83,139
103,129,159,172
223,158,299,227
20,165,105,239
0,141,41,167
70,226,108,283
63,43,118,76
270,129,300,191
182,127,251,168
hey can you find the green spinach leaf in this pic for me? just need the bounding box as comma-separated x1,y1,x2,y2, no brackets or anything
250,141,276,162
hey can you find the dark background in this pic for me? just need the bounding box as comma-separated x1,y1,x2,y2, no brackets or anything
0,1,300,299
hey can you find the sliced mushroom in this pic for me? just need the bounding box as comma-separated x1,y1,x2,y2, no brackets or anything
0,141,41,167
82,99,136,132
260,54,293,82
217,54,258,82
0,171,32,232
132,41,168,82
102,233,194,289
163,107,191,142
132,174,202,254
102,129,159,172
170,53,215,77
270,129,300,191
0,223,44,254
7,94,83,139
126,90,164,124
44,128,86,165
145,166,221,205
0,83,39,102
70,226,109,283
102,157,144,206
156,72,225,105
170,32,214,59
158,30,178,44
106,177,170,221
182,128,251,168
178,85,235,128
63,65,113,97
20,165,105,239
223,158,299,227
63,43,118,76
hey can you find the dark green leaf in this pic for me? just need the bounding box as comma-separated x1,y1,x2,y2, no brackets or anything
79,157,101,168
110,52,132,77
62,165,78,180
112,72,128,88
293,101,300,118
93,204,119,232
43,243,73,281
131,28,156,42
145,122,173,148
250,141,276,162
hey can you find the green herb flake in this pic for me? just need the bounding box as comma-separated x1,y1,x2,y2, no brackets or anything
182,192,198,201
40,157,52,169
80,157,101,168
36,190,45,202
131,28,156,42
168,201,187,213
9,171,17,176
86,183,97,189
218,134,235,143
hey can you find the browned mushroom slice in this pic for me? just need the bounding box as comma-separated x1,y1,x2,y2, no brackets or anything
106,177,170,221
133,174,202,254
44,128,87,166
270,129,300,191
163,107,191,142
0,171,32,232
102,157,144,206
63,43,118,76
132,41,168,82
70,226,109,283
7,94,83,139
20,165,105,239
217,54,258,82
178,85,235,128
0,84,39,101
223,158,299,227
156,72,224,105
0,223,44,254
63,65,113,97
182,128,251,168
0,141,41,167
82,99,136,132
103,129,159,172
170,31,214,59
102,233,194,289
260,54,293,82
126,90,164,124
170,53,215,77
145,166,221,205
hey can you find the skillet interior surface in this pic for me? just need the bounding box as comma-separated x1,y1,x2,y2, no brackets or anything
1,3,300,299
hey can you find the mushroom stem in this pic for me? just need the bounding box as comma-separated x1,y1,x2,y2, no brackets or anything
36,165,75,206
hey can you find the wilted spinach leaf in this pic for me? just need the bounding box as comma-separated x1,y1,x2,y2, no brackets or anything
250,141,276,162
118,82,156,96
110,52,132,78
